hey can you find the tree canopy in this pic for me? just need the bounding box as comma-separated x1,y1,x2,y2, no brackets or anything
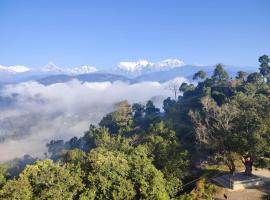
1,55,270,199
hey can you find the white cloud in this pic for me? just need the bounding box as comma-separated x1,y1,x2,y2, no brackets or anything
0,78,188,161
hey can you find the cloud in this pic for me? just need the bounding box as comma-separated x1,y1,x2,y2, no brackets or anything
0,78,187,161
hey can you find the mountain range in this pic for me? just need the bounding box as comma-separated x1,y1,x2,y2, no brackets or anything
0,59,256,85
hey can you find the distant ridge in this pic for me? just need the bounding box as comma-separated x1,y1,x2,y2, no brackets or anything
0,60,256,84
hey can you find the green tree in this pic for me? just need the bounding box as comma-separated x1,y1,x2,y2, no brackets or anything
190,94,270,175
61,149,88,180
193,70,207,80
259,54,270,82
189,96,239,174
80,145,170,200
0,176,32,200
0,167,7,189
231,93,270,175
236,70,248,81
132,103,145,127
179,83,195,93
128,146,170,200
212,64,229,82
99,100,133,134
21,160,83,200
82,148,136,200
246,72,264,84
144,100,161,128
142,122,189,197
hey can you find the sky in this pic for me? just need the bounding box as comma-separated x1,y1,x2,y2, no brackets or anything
0,0,269,69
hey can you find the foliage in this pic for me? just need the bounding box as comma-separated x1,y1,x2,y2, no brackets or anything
99,100,134,134
246,72,264,83
193,70,206,80
212,64,229,82
141,122,189,197
191,178,217,200
179,83,195,93
1,55,270,199
0,167,7,188
0,176,32,200
259,54,270,82
82,148,136,200
236,70,248,81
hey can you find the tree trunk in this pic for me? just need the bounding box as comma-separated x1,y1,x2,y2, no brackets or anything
226,157,236,174
228,161,236,174
244,160,253,176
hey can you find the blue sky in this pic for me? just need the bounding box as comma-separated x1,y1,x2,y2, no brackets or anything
0,0,269,69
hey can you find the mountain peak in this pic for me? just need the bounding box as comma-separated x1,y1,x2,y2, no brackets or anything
68,65,97,74
118,60,150,72
41,62,63,72
116,58,185,77
0,65,30,73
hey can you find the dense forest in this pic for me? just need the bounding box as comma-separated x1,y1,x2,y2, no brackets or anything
0,55,270,199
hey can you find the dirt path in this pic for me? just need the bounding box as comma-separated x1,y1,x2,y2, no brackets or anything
214,169,270,200
214,188,270,200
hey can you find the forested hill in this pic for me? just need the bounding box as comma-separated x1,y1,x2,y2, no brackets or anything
0,55,270,199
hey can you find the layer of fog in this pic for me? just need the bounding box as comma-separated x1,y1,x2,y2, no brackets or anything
0,78,187,161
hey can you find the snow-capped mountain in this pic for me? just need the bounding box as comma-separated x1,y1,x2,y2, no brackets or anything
0,59,256,85
0,59,183,77
38,62,97,75
115,58,185,77
0,62,99,83
0,65,30,73
0,62,98,75
66,65,97,74
38,62,64,73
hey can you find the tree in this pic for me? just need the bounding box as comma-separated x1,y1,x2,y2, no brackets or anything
163,97,177,114
236,71,248,81
212,64,229,82
127,146,170,200
61,149,88,179
0,176,32,200
144,100,161,128
80,145,170,200
20,160,83,199
190,94,270,175
132,103,145,127
246,72,263,84
83,148,136,200
99,100,133,134
179,83,195,93
259,54,270,82
231,93,270,176
168,79,181,100
46,140,66,160
193,70,206,80
141,122,189,197
189,96,239,174
0,167,7,189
